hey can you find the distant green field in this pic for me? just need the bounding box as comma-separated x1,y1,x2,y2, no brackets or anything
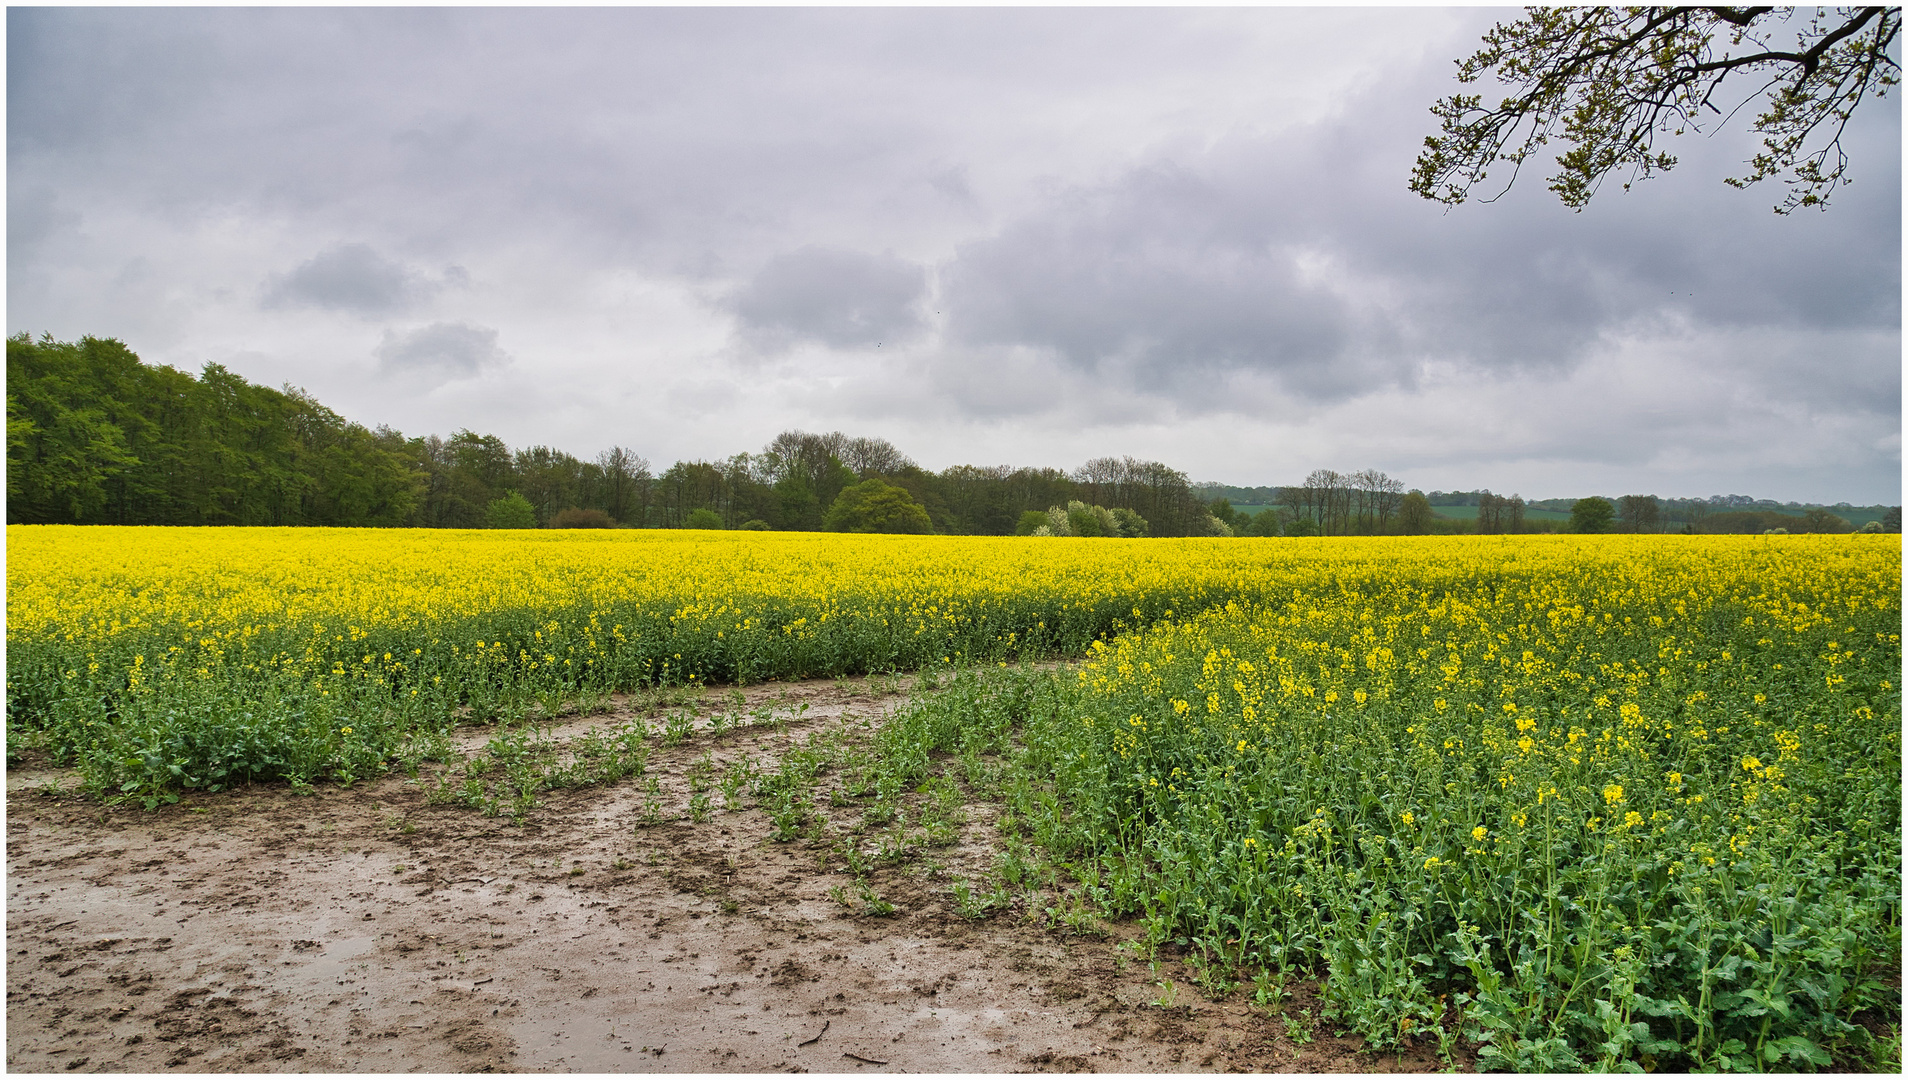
1832,508,1889,527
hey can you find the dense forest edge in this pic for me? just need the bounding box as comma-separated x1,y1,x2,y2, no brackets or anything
9,334,1901,536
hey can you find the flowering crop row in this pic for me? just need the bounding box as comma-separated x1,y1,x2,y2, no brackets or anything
10,525,1387,797
1009,533,1898,1068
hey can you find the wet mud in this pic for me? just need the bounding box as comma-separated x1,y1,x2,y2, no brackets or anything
8,675,1452,1073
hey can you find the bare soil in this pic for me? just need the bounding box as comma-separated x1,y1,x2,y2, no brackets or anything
7,674,1455,1073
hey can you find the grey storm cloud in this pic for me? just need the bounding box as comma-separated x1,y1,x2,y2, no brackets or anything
5,7,1897,500
375,322,506,378
937,76,1900,407
265,243,425,315
731,246,928,350
941,165,1388,401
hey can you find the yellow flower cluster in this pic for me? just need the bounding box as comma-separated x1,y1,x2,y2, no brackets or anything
1072,531,1899,869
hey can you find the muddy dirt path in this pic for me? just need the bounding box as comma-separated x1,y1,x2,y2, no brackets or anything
8,674,1447,1073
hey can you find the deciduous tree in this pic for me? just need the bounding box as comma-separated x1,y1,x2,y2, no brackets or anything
822,478,932,534
1399,490,1434,535
1570,496,1616,533
684,507,725,530
1618,494,1664,533
595,445,649,527
484,491,536,529
1800,506,1853,533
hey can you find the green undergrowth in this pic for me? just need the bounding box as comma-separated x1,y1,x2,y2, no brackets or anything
413,693,811,823
825,650,1900,1072
7,573,1217,802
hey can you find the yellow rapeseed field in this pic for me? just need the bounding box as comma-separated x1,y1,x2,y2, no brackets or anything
10,524,1401,694
7,525,1899,1067
867,531,1897,1069
9,528,1894,759
5,524,1392,797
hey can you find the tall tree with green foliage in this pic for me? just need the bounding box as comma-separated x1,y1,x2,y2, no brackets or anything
425,430,513,528
1570,496,1616,533
6,334,419,526
1398,490,1434,535
5,343,139,521
513,445,589,525
823,479,933,534
484,491,537,529
756,431,858,530
1207,498,1242,532
655,460,732,528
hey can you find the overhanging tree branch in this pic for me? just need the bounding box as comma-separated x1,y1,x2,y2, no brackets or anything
1411,6,1901,214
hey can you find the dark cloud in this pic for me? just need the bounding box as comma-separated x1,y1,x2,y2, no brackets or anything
375,322,506,378
4,7,1896,501
941,163,1393,401
1337,98,1903,367
935,62,1900,409
928,165,976,206
265,243,422,315
731,246,927,350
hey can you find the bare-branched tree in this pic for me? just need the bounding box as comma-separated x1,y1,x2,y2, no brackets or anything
594,446,648,525
840,436,915,479
1618,493,1664,533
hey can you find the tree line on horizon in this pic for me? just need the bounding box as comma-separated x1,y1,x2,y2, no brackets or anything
6,335,1224,534
9,335,1899,536
1209,477,1897,538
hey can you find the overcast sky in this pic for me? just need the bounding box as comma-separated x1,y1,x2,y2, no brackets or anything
9,7,1901,503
